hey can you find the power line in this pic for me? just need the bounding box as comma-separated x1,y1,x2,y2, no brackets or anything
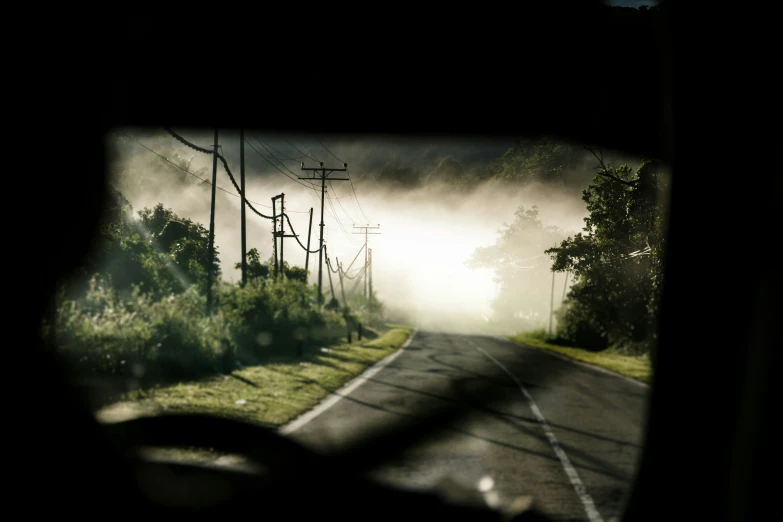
347,168,372,223
124,133,273,210
329,180,361,223
256,137,310,161
296,140,323,163
312,138,370,223
245,139,319,193
317,139,343,163
288,140,320,163
164,128,274,219
282,213,322,254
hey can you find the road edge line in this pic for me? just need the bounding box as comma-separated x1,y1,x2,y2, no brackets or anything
469,339,605,522
279,329,418,435
493,336,650,388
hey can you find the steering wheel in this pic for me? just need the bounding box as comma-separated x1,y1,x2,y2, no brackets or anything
103,412,554,521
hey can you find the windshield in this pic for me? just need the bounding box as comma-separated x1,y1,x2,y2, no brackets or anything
50,124,669,520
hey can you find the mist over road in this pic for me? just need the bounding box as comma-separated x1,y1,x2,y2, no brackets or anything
286,330,648,522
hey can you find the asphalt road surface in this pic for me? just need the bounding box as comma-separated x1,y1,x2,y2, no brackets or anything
284,330,649,522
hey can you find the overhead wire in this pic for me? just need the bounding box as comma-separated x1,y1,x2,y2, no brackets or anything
125,133,274,210
328,180,361,223
347,167,372,223
287,140,321,163
256,138,310,161
164,128,274,219
244,139,321,196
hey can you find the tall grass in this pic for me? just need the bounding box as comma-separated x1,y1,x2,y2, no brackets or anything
56,275,348,385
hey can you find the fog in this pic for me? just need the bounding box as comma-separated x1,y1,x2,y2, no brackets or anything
108,129,611,334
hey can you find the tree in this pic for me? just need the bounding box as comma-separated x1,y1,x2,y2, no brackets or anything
68,194,220,301
236,248,271,281
467,206,568,330
235,249,307,283
546,153,669,353
483,136,586,188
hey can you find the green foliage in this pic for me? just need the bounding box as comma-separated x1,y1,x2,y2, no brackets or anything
483,136,585,187
74,192,219,301
467,206,568,330
218,278,346,364
547,159,669,353
375,161,423,189
54,187,385,386
235,248,272,280
235,249,307,283
56,275,231,383
347,292,385,328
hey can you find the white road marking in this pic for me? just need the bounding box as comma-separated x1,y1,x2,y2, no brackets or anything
492,336,649,388
279,330,418,435
468,338,605,522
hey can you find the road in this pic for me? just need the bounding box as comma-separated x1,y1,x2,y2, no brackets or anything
284,330,649,522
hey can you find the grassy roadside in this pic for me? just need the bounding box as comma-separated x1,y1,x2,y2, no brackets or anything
507,334,652,384
97,325,414,427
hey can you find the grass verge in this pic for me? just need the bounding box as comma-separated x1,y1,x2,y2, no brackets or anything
507,334,652,384
97,325,414,428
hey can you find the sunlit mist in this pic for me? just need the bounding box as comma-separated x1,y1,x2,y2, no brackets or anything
107,129,640,335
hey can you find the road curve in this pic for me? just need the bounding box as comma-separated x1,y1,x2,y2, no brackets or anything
285,330,649,522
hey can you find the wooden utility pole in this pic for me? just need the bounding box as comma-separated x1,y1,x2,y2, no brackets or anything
271,195,280,276
300,162,349,304
240,129,247,286
206,129,219,314
549,270,556,336
352,224,381,298
280,193,286,274
272,193,299,278
305,208,313,280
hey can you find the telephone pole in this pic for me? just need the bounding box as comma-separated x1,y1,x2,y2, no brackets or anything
271,194,281,276
240,129,247,286
353,224,381,298
549,270,556,336
279,193,286,273
300,161,349,304
305,208,313,280
272,193,298,278
206,129,218,314
368,248,373,298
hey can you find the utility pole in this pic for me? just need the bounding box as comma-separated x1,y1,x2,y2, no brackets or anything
280,193,286,274
272,193,298,279
369,248,373,298
300,161,349,304
240,129,247,286
206,129,219,314
305,207,313,280
271,195,280,276
549,270,556,336
353,224,381,298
